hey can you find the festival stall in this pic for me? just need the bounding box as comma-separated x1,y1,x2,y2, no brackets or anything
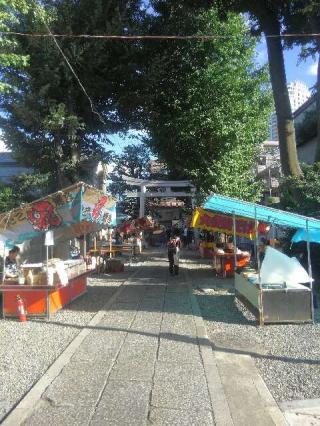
0,182,116,319
87,216,155,271
202,194,320,324
192,207,259,275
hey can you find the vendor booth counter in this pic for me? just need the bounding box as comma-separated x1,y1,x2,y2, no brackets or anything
1,260,92,319
213,252,250,278
235,272,312,323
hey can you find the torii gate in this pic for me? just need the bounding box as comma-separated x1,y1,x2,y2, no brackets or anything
123,177,196,218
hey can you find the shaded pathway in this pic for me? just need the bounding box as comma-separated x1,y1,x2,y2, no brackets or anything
3,250,288,426
18,252,214,426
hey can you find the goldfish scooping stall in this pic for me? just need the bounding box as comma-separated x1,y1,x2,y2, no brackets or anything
0,182,116,319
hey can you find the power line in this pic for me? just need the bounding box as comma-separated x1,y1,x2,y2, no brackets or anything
40,21,124,152
42,22,108,127
1,31,320,40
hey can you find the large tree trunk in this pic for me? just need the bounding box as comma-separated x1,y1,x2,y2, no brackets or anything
259,13,302,176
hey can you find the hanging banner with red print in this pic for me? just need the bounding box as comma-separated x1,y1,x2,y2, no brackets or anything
0,182,117,246
192,208,268,239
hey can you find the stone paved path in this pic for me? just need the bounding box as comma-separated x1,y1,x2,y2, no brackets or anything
4,251,290,426
20,253,215,426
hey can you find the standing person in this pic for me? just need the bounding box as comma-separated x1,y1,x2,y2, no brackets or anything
187,228,193,249
160,231,166,248
167,237,179,275
183,226,188,247
5,246,20,278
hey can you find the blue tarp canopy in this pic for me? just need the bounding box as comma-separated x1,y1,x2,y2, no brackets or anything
292,228,320,244
203,194,320,231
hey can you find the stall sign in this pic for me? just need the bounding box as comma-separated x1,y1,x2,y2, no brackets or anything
0,183,117,245
192,208,257,239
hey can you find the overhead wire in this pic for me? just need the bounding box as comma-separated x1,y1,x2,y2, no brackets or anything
40,20,125,153
1,31,320,39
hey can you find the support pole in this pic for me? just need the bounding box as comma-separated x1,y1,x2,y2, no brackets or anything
2,244,6,284
232,213,237,274
139,185,146,218
83,233,87,256
45,234,49,288
306,220,314,323
109,230,112,259
255,206,264,326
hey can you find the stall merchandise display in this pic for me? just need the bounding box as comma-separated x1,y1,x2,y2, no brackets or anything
213,251,251,278
1,258,91,319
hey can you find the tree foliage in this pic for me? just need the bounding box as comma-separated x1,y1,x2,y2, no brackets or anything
109,144,152,198
0,172,49,212
109,144,152,218
0,0,145,192
280,162,320,216
0,0,31,92
184,0,303,176
141,5,271,200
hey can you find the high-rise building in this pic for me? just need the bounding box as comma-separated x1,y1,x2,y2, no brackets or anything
269,81,311,140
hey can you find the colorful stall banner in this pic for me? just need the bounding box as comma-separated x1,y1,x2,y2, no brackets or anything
0,182,117,246
117,216,155,234
192,208,257,239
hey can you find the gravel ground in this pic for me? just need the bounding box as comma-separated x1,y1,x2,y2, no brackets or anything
184,256,320,403
0,262,138,422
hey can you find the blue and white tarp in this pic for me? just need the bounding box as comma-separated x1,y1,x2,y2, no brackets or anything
204,194,320,231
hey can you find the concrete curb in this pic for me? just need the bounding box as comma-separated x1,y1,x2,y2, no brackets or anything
280,398,320,423
280,399,320,412
2,267,141,426
183,265,234,426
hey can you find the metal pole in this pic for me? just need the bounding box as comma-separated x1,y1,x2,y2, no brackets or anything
2,244,6,284
232,213,237,275
109,230,112,259
139,185,146,218
83,233,87,256
255,206,264,326
306,219,314,323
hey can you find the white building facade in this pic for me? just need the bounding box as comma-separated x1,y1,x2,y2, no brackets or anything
269,81,311,140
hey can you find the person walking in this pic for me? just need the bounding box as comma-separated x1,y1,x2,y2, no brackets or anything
167,236,179,275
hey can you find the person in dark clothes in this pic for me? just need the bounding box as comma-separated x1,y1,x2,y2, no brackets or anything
258,238,269,265
167,237,179,275
5,246,20,278
166,227,172,242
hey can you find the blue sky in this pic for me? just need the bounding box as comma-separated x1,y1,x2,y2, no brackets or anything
256,39,318,89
